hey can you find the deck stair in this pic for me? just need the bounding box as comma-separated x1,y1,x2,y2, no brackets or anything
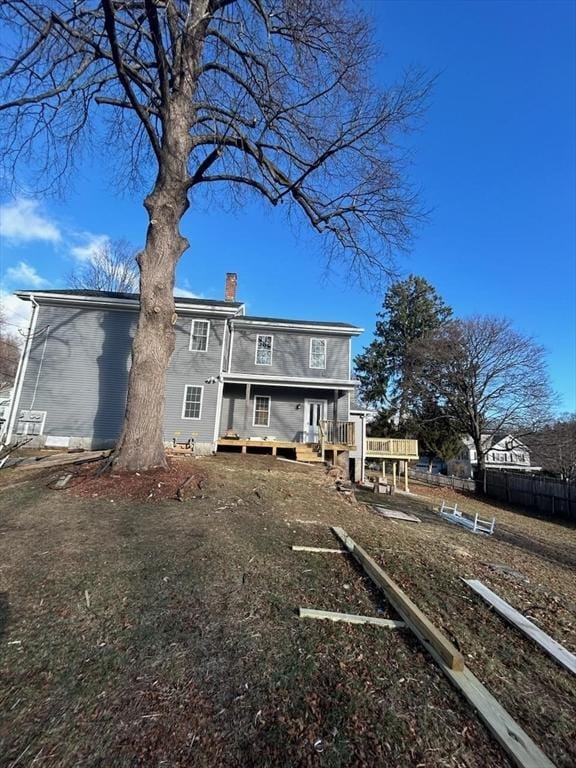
295,444,324,463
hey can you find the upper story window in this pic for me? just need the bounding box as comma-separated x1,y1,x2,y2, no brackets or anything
190,320,210,351
255,334,273,365
309,338,327,369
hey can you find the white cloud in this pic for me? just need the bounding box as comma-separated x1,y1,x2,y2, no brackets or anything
4,261,50,288
69,233,110,262
0,197,61,244
174,286,203,299
0,290,32,334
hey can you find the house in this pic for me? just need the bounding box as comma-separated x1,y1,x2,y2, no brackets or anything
447,434,541,477
4,275,364,465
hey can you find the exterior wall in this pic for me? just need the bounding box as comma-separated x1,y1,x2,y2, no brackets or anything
17,304,134,445
229,326,350,379
165,314,227,446
220,384,349,442
15,303,228,448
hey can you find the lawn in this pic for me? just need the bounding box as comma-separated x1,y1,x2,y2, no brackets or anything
0,454,574,767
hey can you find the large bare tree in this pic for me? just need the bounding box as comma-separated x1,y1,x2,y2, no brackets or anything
67,239,139,293
410,317,553,483
0,308,22,390
0,0,429,471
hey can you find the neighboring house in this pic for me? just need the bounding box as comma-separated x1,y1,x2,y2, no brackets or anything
447,434,541,477
349,400,378,483
4,276,363,463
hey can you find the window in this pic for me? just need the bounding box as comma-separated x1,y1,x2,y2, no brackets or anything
255,334,273,365
310,338,327,369
182,385,203,419
253,396,270,426
190,320,210,351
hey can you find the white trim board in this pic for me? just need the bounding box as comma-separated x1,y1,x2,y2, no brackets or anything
463,579,576,676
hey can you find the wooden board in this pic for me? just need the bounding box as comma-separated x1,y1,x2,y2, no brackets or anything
373,506,421,523
332,526,465,671
463,579,576,676
292,546,346,553
432,647,556,768
13,450,111,472
332,528,556,768
299,607,405,629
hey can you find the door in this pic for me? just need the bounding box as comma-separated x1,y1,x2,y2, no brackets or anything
304,399,327,443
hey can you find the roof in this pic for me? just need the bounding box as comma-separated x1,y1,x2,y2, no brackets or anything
233,315,363,334
15,289,244,309
14,291,360,329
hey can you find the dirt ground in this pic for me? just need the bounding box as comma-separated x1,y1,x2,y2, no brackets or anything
0,454,574,767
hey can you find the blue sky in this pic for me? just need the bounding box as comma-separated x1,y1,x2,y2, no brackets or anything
1,0,575,411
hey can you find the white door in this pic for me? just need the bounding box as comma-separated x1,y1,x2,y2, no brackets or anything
304,399,327,443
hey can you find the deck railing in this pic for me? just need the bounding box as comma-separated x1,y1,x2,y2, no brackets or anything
319,420,356,448
365,437,419,459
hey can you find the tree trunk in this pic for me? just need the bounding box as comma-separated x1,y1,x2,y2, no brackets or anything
113,181,189,472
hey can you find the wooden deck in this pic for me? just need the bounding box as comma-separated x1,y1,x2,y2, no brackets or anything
217,438,352,463
366,437,419,460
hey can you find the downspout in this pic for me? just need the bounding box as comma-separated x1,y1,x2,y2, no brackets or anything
3,294,39,446
212,309,242,449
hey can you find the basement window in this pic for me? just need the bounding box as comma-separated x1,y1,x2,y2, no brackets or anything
255,334,273,365
182,385,203,420
253,396,271,427
190,320,210,351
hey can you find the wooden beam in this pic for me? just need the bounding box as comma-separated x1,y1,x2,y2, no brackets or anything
463,579,576,676
332,527,465,671
292,545,346,553
299,607,405,629
331,527,555,768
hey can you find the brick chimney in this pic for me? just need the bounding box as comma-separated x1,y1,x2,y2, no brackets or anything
225,272,237,302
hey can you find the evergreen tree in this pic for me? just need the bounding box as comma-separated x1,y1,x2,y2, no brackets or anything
355,275,452,426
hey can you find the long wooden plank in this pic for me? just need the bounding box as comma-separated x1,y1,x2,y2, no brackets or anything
332,527,555,768
292,546,346,553
463,579,576,676
13,450,111,472
299,607,405,628
433,648,556,768
332,526,465,671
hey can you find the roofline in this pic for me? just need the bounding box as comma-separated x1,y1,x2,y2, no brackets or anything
231,318,363,335
15,290,245,316
223,372,358,390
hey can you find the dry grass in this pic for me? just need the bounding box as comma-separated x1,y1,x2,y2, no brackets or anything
0,455,574,767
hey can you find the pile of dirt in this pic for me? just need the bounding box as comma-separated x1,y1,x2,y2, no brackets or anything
64,456,205,501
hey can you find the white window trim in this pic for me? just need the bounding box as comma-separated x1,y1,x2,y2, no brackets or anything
252,395,271,427
255,334,273,366
181,384,204,420
309,338,327,370
189,319,211,352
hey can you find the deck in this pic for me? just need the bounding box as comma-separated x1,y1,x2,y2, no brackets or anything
365,438,419,460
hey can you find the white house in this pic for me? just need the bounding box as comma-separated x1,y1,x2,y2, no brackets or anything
447,434,540,477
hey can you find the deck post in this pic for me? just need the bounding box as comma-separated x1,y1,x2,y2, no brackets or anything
272,446,277,456
392,462,397,488
404,460,409,492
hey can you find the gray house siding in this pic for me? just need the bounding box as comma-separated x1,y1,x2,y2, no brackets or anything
220,384,349,442
16,305,228,448
229,327,350,379
17,304,134,443
164,315,227,445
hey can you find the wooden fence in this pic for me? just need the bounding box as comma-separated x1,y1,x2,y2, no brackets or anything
409,468,576,521
483,470,576,520
408,469,476,493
